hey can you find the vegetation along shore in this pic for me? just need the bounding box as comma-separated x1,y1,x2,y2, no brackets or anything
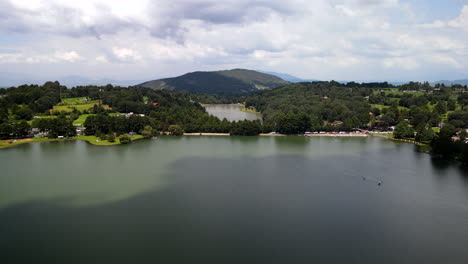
1,79,467,164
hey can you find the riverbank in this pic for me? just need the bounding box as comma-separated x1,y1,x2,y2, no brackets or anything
371,134,426,146
184,133,230,136
0,135,144,149
305,133,368,137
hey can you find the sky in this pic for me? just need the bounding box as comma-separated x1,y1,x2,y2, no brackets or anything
1,0,468,84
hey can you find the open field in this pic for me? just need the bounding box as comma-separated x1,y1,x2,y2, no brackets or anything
372,90,425,96
52,97,111,113
370,104,409,111
0,135,144,149
29,112,121,126
72,114,92,125
0,137,74,149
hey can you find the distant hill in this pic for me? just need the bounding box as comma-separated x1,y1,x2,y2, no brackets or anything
259,71,319,83
0,72,142,87
432,79,468,86
135,69,289,95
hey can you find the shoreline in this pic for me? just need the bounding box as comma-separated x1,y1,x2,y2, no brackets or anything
305,133,368,137
371,134,427,146
184,133,230,136
0,135,144,149
203,103,262,115
0,132,425,150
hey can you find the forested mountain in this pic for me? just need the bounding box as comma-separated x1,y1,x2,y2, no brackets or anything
245,81,375,133
135,69,289,95
259,71,319,83
2,79,468,162
432,79,468,86
245,81,468,135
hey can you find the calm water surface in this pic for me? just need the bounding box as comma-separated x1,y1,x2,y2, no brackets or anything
204,104,262,121
1,136,468,263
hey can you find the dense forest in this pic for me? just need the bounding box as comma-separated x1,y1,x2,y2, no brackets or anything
1,80,467,163
0,81,263,139
244,81,468,163
135,69,289,95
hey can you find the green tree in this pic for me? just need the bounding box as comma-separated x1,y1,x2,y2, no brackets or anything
141,125,155,138
393,121,414,139
119,134,131,144
415,125,434,142
15,105,33,120
0,123,12,139
168,125,184,136
440,124,456,138
434,101,447,114
447,99,457,111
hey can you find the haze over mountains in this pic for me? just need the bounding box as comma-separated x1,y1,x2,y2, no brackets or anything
431,79,468,86
259,71,319,83
1,69,467,90
135,69,289,95
0,72,143,88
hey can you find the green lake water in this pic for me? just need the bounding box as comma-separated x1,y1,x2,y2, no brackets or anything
1,136,468,263
205,104,262,121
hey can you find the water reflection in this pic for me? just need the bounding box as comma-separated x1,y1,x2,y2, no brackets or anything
204,104,262,122
1,152,468,263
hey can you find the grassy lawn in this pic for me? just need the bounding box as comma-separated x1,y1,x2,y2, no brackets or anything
27,115,55,124
31,113,122,126
76,135,144,146
372,133,394,138
0,139,33,148
0,137,73,149
372,90,425,96
73,113,121,126
52,97,111,113
73,114,92,125
371,104,408,111
1,135,145,149
75,136,120,146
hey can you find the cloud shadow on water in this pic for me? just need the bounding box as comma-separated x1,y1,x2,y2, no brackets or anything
1,153,468,264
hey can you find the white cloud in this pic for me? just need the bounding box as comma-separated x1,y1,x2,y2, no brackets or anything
95,55,108,63
448,5,468,29
383,57,419,70
0,0,467,81
111,47,142,62
55,51,83,62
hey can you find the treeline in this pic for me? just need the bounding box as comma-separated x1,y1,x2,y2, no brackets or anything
430,124,468,165
245,82,375,133
0,81,63,121
245,81,468,133
82,113,263,137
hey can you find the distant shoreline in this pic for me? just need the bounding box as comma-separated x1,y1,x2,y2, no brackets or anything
0,135,143,149
305,133,368,137
1,132,409,150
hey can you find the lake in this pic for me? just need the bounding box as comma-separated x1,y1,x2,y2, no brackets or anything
204,104,262,121
1,136,468,263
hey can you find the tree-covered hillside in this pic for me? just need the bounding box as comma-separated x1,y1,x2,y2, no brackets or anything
135,69,289,95
245,81,375,133
245,81,468,134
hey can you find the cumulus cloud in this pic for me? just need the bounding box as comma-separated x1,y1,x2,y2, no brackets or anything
55,51,83,62
0,0,467,81
0,0,142,38
448,5,468,29
111,47,141,62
